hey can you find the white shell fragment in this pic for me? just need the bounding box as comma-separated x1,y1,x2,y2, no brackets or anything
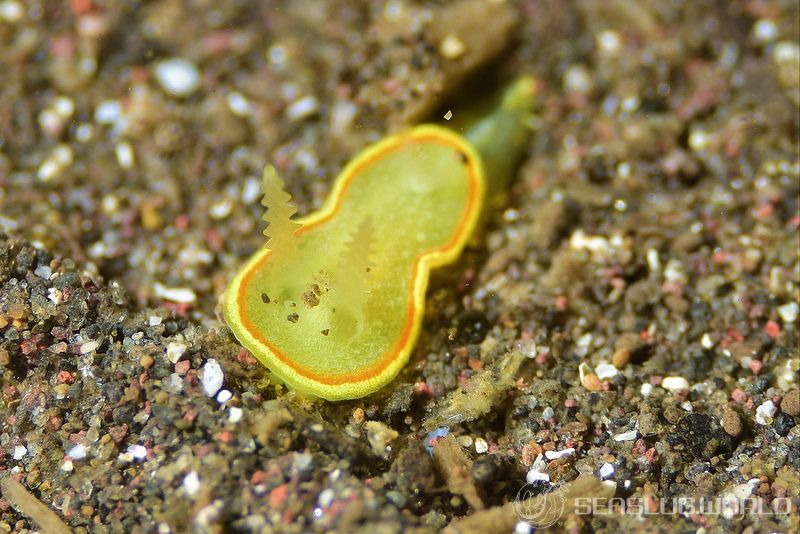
154,58,201,97
662,376,690,392
201,359,224,397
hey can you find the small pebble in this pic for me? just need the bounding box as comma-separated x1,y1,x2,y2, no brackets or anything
688,129,711,152
37,144,73,182
513,339,537,358
474,437,488,454
52,96,74,118
755,400,777,425
115,142,135,169
12,445,27,460
285,95,319,121
267,43,287,68
127,444,147,460
0,1,23,22
216,389,233,403
67,444,87,460
772,412,795,437
228,407,244,423
241,177,262,204
209,198,233,220
165,373,183,393
166,341,187,363
613,429,638,442
153,283,197,303
456,435,473,448
732,388,748,403
644,250,661,275
34,265,52,279
780,389,800,416
526,469,549,484
596,30,622,55
664,259,687,283
318,488,335,509
563,64,593,94
80,340,100,354
365,421,399,456
75,123,94,142
140,354,154,369
595,362,618,380
721,407,742,436
544,448,575,460
293,451,313,472
777,302,798,323
612,348,630,367
201,359,224,397
154,58,201,97
753,19,778,44
95,100,122,124
330,99,357,133
352,407,365,423
226,91,252,116
579,362,602,391
598,462,615,479
38,109,62,136
773,42,800,94
733,480,758,500
183,471,200,496
662,376,690,392
439,34,466,59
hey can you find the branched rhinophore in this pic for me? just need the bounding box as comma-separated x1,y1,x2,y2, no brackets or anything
260,165,302,255
336,216,375,298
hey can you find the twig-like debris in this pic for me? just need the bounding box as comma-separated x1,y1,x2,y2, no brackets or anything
432,434,485,510
423,352,524,430
1,477,72,534
444,475,615,533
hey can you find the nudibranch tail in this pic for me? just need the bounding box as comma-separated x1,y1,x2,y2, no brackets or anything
448,76,537,211
224,125,485,400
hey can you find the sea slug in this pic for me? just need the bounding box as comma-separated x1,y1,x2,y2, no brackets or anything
224,77,535,400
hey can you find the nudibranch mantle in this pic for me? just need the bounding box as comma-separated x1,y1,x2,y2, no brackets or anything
224,125,485,400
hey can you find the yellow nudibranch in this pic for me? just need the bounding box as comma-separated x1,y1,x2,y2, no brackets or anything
223,77,535,400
